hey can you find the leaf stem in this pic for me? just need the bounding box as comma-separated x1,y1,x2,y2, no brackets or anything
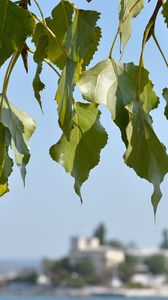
0,49,22,117
28,47,61,77
137,22,152,101
109,29,120,59
33,0,46,26
152,33,168,68
137,0,164,101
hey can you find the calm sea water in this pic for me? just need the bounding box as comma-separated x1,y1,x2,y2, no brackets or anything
0,297,166,300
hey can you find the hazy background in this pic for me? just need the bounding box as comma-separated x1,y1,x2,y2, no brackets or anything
0,0,167,259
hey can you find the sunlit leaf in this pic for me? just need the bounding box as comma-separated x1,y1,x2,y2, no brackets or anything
119,0,144,52
0,0,35,66
141,80,159,113
78,59,152,145
163,88,168,119
50,102,108,201
0,96,36,182
0,182,8,196
124,100,168,214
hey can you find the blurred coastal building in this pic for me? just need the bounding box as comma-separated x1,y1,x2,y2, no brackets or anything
69,236,125,279
125,248,168,287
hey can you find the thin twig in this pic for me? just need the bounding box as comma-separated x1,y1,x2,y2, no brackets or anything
137,0,164,101
152,33,168,68
33,0,46,26
0,49,22,117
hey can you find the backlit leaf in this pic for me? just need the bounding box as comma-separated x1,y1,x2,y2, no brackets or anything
32,1,73,70
0,182,8,197
124,100,168,214
141,80,159,113
0,0,35,66
50,102,108,201
119,0,144,52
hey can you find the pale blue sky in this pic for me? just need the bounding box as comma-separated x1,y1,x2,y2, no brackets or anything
0,0,168,259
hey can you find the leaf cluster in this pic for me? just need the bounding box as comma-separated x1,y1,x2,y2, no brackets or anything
0,0,168,215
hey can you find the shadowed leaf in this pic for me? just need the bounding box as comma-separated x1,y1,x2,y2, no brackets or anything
66,9,100,62
33,63,45,111
83,26,102,69
124,100,168,215
0,0,35,66
163,88,168,119
56,59,82,139
162,2,168,28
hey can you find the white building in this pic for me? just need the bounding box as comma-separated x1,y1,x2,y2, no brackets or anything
69,237,125,279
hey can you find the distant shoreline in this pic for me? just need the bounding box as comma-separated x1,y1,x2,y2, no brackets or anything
1,285,168,297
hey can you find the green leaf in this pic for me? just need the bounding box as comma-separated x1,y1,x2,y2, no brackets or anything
50,102,108,201
77,59,152,146
124,100,168,214
33,34,49,64
32,1,73,70
33,63,45,111
141,80,159,113
0,122,13,196
33,35,49,111
56,59,82,139
56,8,100,137
66,9,100,62
162,2,168,27
163,88,168,119
119,0,144,52
0,96,36,182
0,0,35,67
0,182,8,196
82,26,102,69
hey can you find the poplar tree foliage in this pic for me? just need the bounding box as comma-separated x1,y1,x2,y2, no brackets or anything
0,0,168,215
